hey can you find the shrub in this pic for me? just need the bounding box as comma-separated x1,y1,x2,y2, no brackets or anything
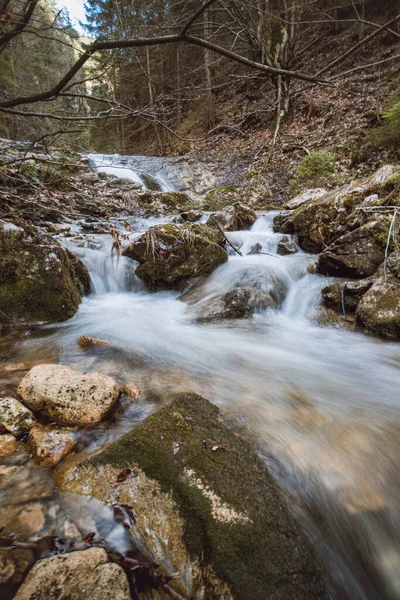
295,151,336,185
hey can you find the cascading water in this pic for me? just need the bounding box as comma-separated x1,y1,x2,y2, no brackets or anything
88,153,185,192
3,156,400,600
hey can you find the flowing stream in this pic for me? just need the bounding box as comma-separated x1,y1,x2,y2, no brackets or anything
1,157,400,600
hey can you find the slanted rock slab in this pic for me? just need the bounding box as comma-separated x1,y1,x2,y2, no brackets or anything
55,393,327,600
18,365,120,426
13,547,131,600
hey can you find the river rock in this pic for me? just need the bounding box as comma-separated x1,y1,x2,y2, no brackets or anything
322,278,374,314
55,393,327,600
0,222,89,325
212,202,257,232
277,236,298,255
18,365,120,426
181,210,203,222
28,423,77,467
123,382,141,400
356,278,400,340
0,434,17,457
0,397,36,435
317,218,389,278
122,223,228,291
13,547,131,600
78,335,110,349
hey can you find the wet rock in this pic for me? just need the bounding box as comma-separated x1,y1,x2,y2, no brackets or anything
13,547,131,600
123,382,141,400
78,335,110,349
198,288,253,322
212,202,257,232
0,502,46,537
18,364,120,426
65,250,92,295
0,547,35,598
0,434,17,457
0,222,85,325
123,223,228,291
181,210,203,222
55,394,327,600
356,278,400,340
322,279,374,314
28,423,77,467
0,398,36,435
277,236,298,255
317,218,389,278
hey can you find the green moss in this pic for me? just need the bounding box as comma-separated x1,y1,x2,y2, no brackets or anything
204,186,239,210
91,394,326,600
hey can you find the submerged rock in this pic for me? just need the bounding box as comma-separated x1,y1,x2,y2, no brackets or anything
18,365,120,426
28,423,77,467
356,278,400,340
0,434,17,457
317,218,389,278
123,223,228,291
13,547,131,600
0,397,36,435
55,393,327,600
123,382,141,400
0,222,89,325
78,335,110,349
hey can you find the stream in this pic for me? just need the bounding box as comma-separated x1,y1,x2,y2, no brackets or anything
1,155,400,600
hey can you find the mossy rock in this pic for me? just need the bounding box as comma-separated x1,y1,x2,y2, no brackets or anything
0,222,86,325
122,223,228,291
55,394,328,600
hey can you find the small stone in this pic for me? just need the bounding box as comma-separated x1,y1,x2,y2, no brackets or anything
0,434,17,457
0,397,36,435
123,382,141,401
28,423,77,467
18,364,121,426
13,547,131,600
78,335,110,349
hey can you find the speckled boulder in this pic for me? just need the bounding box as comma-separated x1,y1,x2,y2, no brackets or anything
123,223,228,291
0,222,89,325
13,548,131,600
18,365,120,426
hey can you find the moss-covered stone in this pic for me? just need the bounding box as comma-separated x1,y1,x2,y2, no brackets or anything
122,223,228,291
0,222,85,325
55,394,327,600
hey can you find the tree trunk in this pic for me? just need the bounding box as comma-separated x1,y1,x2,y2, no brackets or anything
203,1,215,130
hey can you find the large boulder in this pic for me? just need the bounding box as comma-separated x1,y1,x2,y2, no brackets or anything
18,365,120,426
123,223,228,291
55,394,327,600
317,218,390,278
0,222,89,325
356,278,400,340
13,548,131,600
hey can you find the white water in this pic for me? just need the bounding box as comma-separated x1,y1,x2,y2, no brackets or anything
7,169,400,599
